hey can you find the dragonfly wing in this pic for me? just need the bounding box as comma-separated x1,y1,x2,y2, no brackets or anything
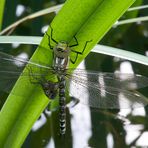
0,51,53,73
0,72,19,93
0,52,26,92
0,51,54,93
66,70,148,109
69,69,148,90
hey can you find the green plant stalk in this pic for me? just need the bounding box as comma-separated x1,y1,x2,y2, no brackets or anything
0,0,135,147
0,0,5,30
0,4,63,35
0,36,148,66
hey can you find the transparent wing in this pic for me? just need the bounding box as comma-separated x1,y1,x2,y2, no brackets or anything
0,52,27,92
66,69,148,109
0,51,52,71
0,51,53,92
69,69,148,90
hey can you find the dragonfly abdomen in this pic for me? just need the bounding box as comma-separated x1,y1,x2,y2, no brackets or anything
58,75,66,135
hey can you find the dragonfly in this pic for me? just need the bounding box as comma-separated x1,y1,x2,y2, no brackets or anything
1,29,148,135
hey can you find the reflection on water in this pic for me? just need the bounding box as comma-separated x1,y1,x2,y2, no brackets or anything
70,104,91,148
22,102,148,148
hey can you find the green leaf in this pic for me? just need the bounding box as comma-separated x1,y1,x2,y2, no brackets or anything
92,45,148,66
0,4,63,35
0,0,135,147
0,36,147,66
0,0,5,30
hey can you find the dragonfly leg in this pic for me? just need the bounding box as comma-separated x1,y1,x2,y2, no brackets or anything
70,39,92,64
26,66,38,84
45,32,54,50
45,25,59,50
67,96,80,108
49,25,58,44
69,35,79,47
26,65,46,85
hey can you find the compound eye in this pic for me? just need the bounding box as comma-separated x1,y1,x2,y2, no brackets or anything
57,48,64,52
46,90,50,95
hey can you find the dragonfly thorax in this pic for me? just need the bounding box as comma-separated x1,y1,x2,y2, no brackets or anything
53,41,70,70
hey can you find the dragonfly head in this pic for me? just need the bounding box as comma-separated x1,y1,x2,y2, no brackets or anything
54,41,70,58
